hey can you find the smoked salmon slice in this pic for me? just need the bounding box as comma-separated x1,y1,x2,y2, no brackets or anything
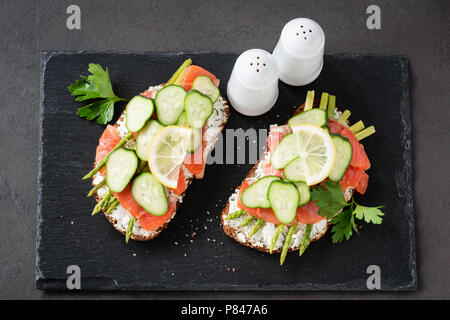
236,179,325,225
328,120,371,171
296,201,325,225
95,125,121,176
95,125,176,232
183,126,207,179
170,167,187,196
138,195,177,231
180,65,220,91
340,166,369,195
267,125,292,153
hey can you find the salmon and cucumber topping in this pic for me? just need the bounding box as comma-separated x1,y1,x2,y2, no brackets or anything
71,59,230,242
221,90,385,265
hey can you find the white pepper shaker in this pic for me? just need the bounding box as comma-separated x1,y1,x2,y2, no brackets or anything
227,49,279,116
273,18,325,86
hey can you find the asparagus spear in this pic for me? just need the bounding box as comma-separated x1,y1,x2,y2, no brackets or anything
239,215,255,228
105,199,120,215
355,126,376,141
82,132,134,180
87,179,106,197
174,68,188,85
349,120,365,133
299,224,312,256
92,193,111,216
337,110,351,124
166,58,192,85
280,224,298,265
304,90,315,111
327,95,336,119
319,92,329,110
224,209,245,221
126,217,136,243
270,225,285,254
249,219,265,238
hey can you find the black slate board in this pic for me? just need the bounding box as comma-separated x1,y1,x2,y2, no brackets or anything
37,52,416,291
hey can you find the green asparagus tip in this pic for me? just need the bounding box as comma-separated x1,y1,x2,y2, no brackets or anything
319,92,329,110
126,217,136,243
105,199,119,215
166,58,192,85
87,180,106,197
270,224,284,254
327,95,336,119
92,193,111,216
299,224,312,256
224,209,245,221
249,219,265,238
337,110,351,124
304,90,315,111
239,215,255,228
280,224,297,266
355,125,376,141
349,120,365,133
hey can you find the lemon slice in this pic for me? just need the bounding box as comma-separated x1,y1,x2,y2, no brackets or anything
270,124,335,186
148,126,193,188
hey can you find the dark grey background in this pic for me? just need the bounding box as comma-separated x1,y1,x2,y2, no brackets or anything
0,0,448,299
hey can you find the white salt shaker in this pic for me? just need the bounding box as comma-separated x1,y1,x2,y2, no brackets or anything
273,18,325,86
227,49,279,116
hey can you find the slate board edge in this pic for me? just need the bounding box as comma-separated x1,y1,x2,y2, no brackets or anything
36,52,417,291
36,278,414,292
35,52,52,285
395,56,417,290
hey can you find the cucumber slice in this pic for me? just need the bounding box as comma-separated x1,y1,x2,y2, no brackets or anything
329,135,352,181
176,112,202,153
241,176,281,208
283,156,307,182
154,85,187,125
176,111,189,126
269,133,299,169
192,76,220,103
105,148,138,193
125,96,154,132
131,172,168,216
184,90,213,129
288,109,327,127
136,120,164,161
294,182,311,206
187,128,202,153
267,180,299,224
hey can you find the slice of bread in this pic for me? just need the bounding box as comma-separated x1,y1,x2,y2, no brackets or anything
92,84,230,241
220,102,354,253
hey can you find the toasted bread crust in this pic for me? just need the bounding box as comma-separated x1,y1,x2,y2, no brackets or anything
220,102,354,252
93,90,230,241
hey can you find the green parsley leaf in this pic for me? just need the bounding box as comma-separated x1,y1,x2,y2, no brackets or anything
311,180,348,218
331,207,356,243
354,204,384,224
69,63,126,124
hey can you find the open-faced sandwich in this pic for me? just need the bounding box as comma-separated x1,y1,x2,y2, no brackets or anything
81,59,230,242
221,91,384,265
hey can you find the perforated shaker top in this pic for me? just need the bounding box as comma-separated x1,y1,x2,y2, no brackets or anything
280,18,325,58
233,49,278,90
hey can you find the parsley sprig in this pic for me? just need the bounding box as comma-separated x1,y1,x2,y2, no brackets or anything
311,180,384,243
69,63,126,124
